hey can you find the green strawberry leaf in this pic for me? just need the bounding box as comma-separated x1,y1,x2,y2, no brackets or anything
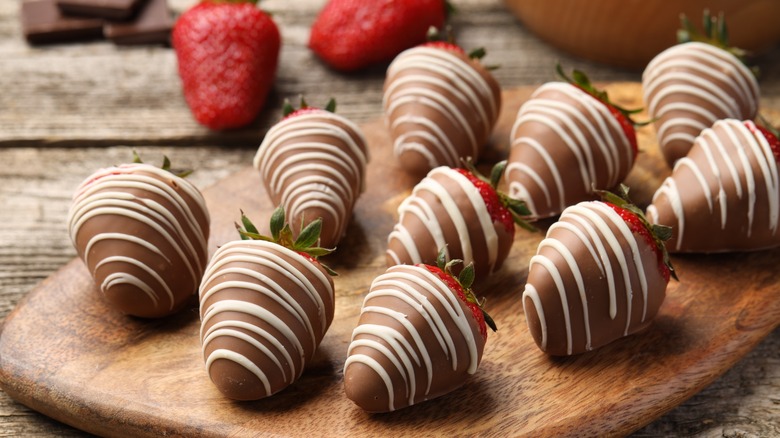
241,209,260,235
458,263,475,290
236,206,336,275
294,217,323,251
324,98,337,113
490,160,507,189
269,206,285,241
482,308,497,332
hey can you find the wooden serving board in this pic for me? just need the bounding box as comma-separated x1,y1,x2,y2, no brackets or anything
1,84,778,437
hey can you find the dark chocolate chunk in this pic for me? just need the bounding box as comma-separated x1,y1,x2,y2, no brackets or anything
104,0,172,45
56,0,146,20
21,0,103,45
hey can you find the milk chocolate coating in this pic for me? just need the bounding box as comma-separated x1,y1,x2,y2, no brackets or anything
383,46,501,176
386,166,514,281
646,119,780,253
643,42,759,167
344,264,485,412
253,110,368,249
506,82,636,219
522,201,668,356
199,240,335,401
68,163,210,318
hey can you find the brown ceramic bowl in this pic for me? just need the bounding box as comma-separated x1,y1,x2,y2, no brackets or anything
504,0,780,69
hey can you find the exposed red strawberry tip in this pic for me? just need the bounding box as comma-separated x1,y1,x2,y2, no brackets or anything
454,168,514,232
421,263,488,340
747,121,780,163
607,103,639,156
605,202,671,282
559,64,641,157
283,107,324,120
422,41,464,54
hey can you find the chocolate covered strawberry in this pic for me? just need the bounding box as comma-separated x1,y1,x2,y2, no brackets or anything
172,0,280,130
387,160,533,282
647,119,780,253
523,186,675,356
309,0,448,72
68,153,210,318
199,207,336,400
344,254,494,412
253,98,369,249
506,66,639,219
383,35,501,175
643,11,759,167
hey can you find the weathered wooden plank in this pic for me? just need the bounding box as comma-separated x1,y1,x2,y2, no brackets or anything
0,0,646,147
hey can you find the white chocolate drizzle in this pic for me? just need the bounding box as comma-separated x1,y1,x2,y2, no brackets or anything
344,264,482,412
384,46,500,170
507,82,634,218
523,201,653,355
387,166,499,274
642,42,759,165
199,240,334,399
253,110,368,247
67,163,209,315
647,119,780,252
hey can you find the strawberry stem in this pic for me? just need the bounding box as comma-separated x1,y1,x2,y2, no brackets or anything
236,206,337,276
435,247,497,332
677,10,752,71
132,150,193,178
462,158,537,231
282,96,336,118
555,64,651,128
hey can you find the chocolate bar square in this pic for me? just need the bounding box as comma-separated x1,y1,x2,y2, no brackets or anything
56,0,146,20
104,0,172,45
21,0,103,45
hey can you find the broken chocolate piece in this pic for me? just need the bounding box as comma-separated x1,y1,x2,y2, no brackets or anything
21,0,103,45
56,0,146,20
104,0,172,45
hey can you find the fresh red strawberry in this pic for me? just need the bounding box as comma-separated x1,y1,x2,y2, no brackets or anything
647,119,780,253
309,0,447,72
387,161,534,282
172,0,280,130
344,252,494,412
505,66,640,219
522,185,675,356
68,152,210,319
199,206,336,400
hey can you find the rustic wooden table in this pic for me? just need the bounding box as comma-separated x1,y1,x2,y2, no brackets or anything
0,0,777,436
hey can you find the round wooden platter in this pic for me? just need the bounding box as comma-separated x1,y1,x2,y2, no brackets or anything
0,84,779,437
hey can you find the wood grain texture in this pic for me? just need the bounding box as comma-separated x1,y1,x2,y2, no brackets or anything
0,86,778,437
1,0,779,436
